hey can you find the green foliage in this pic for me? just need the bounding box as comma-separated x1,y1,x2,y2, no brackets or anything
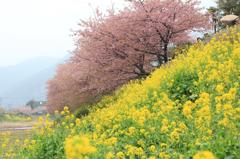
75,106,90,118
171,42,192,58
217,0,240,16
20,128,68,159
169,69,199,104
0,113,30,122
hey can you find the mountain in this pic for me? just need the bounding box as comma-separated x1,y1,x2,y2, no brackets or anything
0,57,63,108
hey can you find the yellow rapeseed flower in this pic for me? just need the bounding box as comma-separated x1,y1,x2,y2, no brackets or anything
193,151,215,159
65,135,97,159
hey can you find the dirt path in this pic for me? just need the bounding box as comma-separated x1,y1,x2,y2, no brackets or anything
0,121,36,130
0,126,33,131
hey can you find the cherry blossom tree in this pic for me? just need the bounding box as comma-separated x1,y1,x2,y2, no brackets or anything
75,0,209,72
47,0,210,111
130,0,210,62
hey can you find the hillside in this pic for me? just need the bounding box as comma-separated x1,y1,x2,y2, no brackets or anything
10,27,239,159
0,57,60,107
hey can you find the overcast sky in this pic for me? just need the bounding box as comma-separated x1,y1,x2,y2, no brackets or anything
0,0,216,67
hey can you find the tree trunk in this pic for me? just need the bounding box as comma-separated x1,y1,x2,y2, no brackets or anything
134,54,150,78
163,43,168,63
214,24,217,33
157,53,163,66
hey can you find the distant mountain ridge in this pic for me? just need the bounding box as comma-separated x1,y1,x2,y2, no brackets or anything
0,56,65,108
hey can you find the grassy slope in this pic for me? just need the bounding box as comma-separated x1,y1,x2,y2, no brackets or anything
14,27,240,159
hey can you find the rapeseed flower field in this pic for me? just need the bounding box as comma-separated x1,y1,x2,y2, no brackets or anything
1,27,240,159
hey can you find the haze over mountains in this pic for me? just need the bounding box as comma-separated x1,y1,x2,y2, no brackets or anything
0,56,65,108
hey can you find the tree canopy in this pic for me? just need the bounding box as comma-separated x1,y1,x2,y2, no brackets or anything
217,0,240,16
47,0,210,111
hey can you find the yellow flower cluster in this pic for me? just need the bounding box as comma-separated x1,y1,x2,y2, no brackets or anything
193,151,216,159
0,130,34,159
4,27,239,159
61,27,239,158
65,135,97,159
